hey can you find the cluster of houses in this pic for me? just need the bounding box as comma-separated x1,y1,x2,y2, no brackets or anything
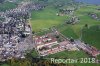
0,1,46,61
74,40,100,57
0,0,100,62
0,2,37,61
56,7,75,16
34,30,79,56
34,29,100,58
97,8,100,11
7,0,17,3
88,13,100,20
66,16,80,24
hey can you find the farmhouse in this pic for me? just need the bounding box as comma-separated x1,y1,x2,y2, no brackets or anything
66,16,79,24
75,40,100,57
88,13,100,20
57,7,75,16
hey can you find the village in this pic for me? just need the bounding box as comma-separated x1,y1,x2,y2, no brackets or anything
0,1,45,61
0,0,100,65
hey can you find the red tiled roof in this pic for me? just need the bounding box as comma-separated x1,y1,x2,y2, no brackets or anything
34,34,57,46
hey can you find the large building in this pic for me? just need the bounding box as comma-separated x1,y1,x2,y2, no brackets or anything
34,31,79,56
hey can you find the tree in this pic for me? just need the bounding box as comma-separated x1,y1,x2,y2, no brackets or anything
84,24,88,28
32,31,35,34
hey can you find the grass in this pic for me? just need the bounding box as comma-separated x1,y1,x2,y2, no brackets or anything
0,64,9,66
82,25,100,50
0,2,17,12
59,25,79,39
45,50,100,66
26,2,100,66
1,0,100,66
30,4,100,38
97,55,100,60
72,63,100,66
46,50,89,59
31,50,39,57
30,6,68,31
72,5,100,37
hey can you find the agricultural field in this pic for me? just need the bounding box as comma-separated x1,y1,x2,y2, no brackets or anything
0,2,17,12
45,50,100,66
46,50,89,58
30,4,100,44
82,25,100,49
0,0,100,66
30,3,100,66
30,6,68,32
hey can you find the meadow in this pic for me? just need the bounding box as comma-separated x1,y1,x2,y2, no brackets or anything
30,6,68,31
30,4,100,63
0,0,100,66
30,4,100,45
0,2,17,12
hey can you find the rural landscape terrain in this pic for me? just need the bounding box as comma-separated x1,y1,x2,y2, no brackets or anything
0,0,100,66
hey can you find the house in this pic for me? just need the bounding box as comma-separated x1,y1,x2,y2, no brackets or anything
34,33,58,50
34,31,80,56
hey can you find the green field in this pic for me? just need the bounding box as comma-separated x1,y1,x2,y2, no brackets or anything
30,4,100,48
30,5,100,36
30,4,100,66
0,64,10,66
82,25,100,49
30,6,68,31
46,50,89,59
0,0,100,66
0,2,17,12
45,50,100,66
